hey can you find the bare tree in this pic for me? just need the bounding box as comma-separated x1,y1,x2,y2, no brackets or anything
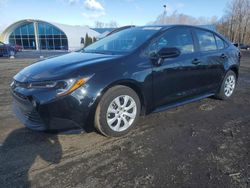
94,21,105,28
151,11,217,26
150,0,250,44
94,21,119,28
217,0,250,44
106,21,119,28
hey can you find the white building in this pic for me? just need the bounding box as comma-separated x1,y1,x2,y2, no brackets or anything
0,19,100,51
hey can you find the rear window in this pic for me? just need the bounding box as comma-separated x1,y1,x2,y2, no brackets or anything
215,35,226,50
195,29,217,51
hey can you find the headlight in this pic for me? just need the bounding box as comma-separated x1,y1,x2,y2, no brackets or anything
28,77,91,96
56,78,90,96
28,81,57,88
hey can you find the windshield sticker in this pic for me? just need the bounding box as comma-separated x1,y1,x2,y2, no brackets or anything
142,27,162,30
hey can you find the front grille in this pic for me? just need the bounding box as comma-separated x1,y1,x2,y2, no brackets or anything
12,90,28,100
14,80,29,88
11,81,47,131
22,109,44,124
13,99,46,131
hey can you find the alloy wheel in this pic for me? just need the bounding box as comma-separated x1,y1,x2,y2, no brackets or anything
224,75,236,97
106,95,137,132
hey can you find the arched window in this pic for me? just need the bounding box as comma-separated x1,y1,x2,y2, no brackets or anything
38,22,68,50
9,23,36,49
9,22,68,50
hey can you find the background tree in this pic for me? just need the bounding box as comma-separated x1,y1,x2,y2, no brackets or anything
150,11,218,26
84,33,93,47
95,21,105,28
94,21,119,28
149,0,250,44
217,0,250,44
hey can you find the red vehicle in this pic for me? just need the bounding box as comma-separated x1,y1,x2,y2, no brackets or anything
13,44,23,52
0,41,19,57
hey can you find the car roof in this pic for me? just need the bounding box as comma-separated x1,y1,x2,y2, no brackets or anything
134,24,231,44
136,24,216,32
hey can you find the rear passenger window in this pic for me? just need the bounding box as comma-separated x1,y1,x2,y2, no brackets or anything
149,28,195,54
196,29,217,51
215,35,226,50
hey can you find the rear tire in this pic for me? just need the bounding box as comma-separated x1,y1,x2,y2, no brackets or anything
216,70,237,100
95,85,141,137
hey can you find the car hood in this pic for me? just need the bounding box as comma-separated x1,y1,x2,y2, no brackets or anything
14,52,121,82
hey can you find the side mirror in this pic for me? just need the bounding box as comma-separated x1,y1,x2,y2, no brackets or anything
158,47,181,59
150,47,181,66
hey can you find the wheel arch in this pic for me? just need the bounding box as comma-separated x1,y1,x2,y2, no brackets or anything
103,80,146,115
229,65,239,79
83,79,147,132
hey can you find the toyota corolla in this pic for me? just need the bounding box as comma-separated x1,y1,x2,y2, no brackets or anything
10,25,240,137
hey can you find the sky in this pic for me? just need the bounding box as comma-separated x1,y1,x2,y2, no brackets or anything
0,0,231,30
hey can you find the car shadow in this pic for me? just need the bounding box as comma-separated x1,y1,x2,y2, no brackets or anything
0,128,62,188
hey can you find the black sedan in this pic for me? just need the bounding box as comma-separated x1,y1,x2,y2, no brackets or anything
11,25,240,137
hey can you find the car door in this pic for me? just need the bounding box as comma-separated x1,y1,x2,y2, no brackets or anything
149,27,209,108
193,29,226,93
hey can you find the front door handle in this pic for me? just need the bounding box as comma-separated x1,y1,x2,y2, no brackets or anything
192,58,202,65
220,54,227,59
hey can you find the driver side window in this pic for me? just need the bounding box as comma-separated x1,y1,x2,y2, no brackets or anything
149,28,195,55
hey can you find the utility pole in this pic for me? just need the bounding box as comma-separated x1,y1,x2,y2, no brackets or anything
163,5,167,24
163,5,167,15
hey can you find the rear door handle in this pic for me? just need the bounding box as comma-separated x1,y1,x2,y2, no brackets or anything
192,58,202,65
220,54,227,59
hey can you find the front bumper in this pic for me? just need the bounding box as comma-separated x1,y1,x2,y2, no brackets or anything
11,85,95,132
13,100,46,131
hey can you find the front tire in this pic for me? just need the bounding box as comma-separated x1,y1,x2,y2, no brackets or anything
216,70,237,100
95,85,141,137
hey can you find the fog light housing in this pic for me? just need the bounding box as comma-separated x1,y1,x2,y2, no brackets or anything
31,99,37,108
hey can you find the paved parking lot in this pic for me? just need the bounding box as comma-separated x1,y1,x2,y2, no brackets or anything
1,50,68,59
0,51,249,187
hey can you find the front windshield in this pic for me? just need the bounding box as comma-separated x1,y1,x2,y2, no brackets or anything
84,27,162,54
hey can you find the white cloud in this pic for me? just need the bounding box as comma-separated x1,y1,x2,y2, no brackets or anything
57,0,80,5
68,0,80,4
82,0,105,20
84,0,104,11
